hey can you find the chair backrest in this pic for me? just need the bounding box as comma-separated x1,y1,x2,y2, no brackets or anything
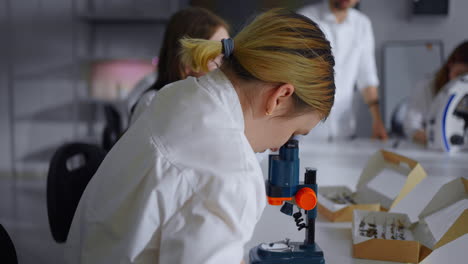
391,98,409,138
0,224,18,264
47,143,106,243
102,104,123,152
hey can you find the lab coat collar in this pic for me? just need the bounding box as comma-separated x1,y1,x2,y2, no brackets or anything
196,69,245,132
320,0,352,24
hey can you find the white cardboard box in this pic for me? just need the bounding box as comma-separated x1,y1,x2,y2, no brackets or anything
318,150,427,222
352,177,468,263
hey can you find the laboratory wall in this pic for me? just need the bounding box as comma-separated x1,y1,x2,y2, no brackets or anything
363,0,468,71
1,2,79,263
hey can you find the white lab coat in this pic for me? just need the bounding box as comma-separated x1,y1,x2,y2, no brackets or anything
130,89,157,126
65,69,266,264
298,3,379,139
126,72,157,119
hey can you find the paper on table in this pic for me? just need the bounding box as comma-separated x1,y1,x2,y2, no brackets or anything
366,168,407,200
420,234,468,264
356,216,414,241
423,199,468,243
317,192,348,211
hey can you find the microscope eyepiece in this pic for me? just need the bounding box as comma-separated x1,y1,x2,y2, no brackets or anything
285,139,299,148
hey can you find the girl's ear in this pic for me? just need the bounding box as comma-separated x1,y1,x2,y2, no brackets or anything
265,83,295,116
184,65,194,76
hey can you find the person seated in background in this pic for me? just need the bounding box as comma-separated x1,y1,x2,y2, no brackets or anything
130,7,229,125
298,0,388,141
404,41,468,145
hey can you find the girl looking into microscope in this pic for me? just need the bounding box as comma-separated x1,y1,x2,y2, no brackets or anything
65,9,335,264
404,41,468,144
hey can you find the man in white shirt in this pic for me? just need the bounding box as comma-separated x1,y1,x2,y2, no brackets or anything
299,0,388,140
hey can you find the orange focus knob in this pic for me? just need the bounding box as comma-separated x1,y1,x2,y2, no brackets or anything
295,187,317,210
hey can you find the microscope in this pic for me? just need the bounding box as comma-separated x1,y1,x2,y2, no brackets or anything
427,74,468,152
249,139,325,264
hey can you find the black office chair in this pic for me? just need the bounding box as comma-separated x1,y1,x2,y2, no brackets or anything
390,98,409,138
0,224,18,264
47,143,106,243
102,104,123,152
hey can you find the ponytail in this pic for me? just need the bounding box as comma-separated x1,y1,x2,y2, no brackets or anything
180,9,336,119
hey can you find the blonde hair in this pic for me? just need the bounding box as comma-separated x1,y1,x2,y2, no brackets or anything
180,9,335,119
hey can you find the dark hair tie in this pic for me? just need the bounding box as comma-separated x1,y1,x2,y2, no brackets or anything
221,38,234,58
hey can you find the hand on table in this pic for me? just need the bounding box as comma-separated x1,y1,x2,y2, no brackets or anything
412,130,427,145
372,119,388,141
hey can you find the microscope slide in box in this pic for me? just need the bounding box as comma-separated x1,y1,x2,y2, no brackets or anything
317,150,427,222
352,177,468,263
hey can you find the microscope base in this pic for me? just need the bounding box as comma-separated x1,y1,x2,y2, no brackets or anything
249,241,325,264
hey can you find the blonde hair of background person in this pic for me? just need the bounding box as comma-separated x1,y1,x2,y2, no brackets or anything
64,9,335,264
404,40,468,145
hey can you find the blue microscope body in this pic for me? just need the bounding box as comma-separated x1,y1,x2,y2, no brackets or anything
249,139,325,264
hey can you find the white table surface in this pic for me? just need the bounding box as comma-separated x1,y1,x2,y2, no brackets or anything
244,138,468,264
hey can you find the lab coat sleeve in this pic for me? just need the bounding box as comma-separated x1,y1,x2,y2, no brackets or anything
356,18,380,91
158,173,260,264
403,80,432,138
130,90,157,126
